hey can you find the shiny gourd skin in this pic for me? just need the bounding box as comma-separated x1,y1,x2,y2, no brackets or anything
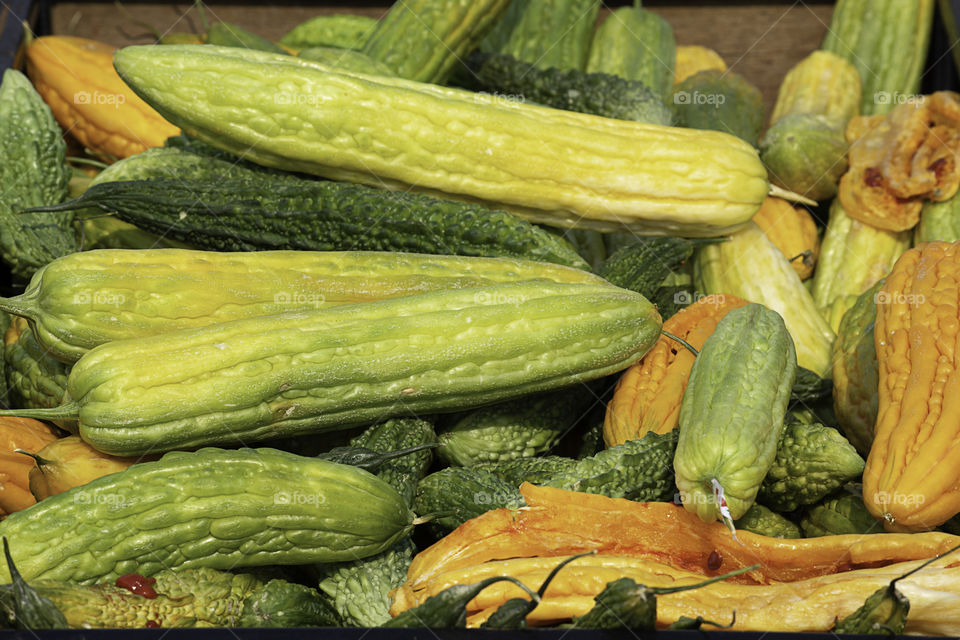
2,281,660,457
113,45,769,238
0,447,414,584
674,304,797,522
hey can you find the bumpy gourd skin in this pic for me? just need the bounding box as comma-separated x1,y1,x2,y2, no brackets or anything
801,492,881,537
112,45,769,237
864,242,960,531
757,418,865,512
674,303,797,522
0,447,414,584
832,280,884,456
31,281,659,456
4,316,69,409
461,52,673,126
0,70,77,280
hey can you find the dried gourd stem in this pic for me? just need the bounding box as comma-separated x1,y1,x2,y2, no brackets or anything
891,541,960,585
661,330,699,357
768,184,817,207
789,249,815,267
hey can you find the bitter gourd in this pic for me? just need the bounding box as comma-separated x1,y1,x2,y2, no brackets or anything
671,69,765,146
280,14,378,50
4,317,69,410
437,386,596,466
757,417,865,513
37,179,589,270
0,248,601,364
416,430,678,535
674,304,797,522
2,281,661,456
361,0,511,83
480,0,599,72
459,52,672,126
312,418,435,627
297,47,394,75
801,491,882,537
585,2,676,100
0,447,413,584
821,0,935,115
113,45,770,237
0,69,77,281
0,567,336,628
733,504,801,539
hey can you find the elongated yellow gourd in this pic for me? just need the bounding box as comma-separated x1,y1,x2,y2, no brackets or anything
112,45,770,237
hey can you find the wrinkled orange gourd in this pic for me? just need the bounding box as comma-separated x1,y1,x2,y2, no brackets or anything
401,483,960,593
25,36,179,160
864,240,960,531
0,417,60,515
27,435,147,501
751,196,821,280
603,294,748,446
392,484,960,633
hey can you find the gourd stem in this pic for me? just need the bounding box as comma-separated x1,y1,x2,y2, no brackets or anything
0,402,80,421
537,550,597,597
768,184,817,207
661,330,698,357
650,564,759,595
891,541,960,585
0,292,37,318
13,450,51,468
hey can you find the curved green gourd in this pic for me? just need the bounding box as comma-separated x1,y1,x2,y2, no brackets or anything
674,303,797,522
0,281,661,456
4,317,70,409
0,248,600,364
0,447,414,584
